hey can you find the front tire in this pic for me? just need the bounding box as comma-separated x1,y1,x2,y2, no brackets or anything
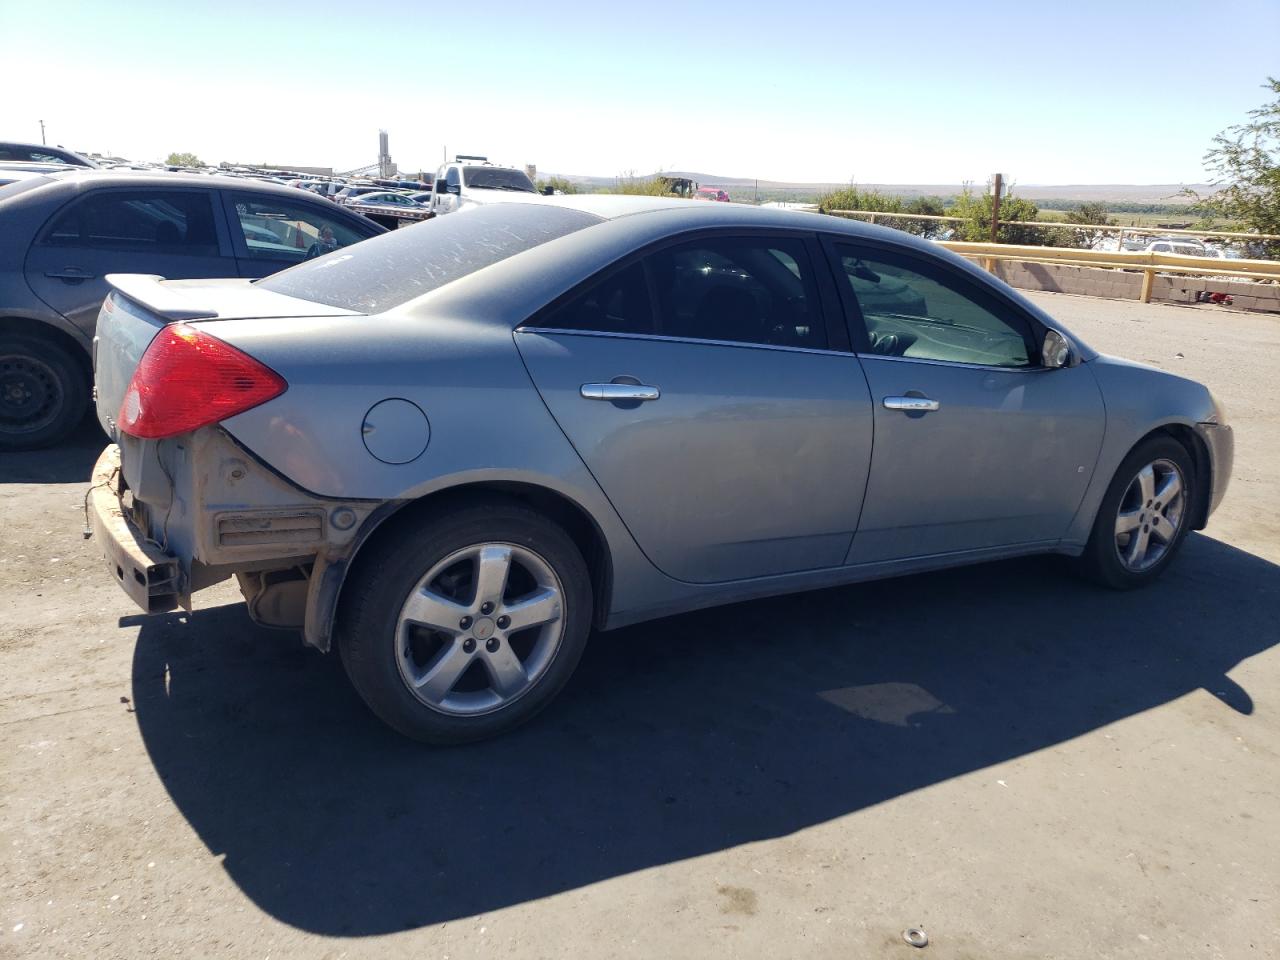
337,501,593,744
0,334,89,451
1077,435,1196,589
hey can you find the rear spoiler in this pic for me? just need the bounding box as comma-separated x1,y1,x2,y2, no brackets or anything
105,274,221,322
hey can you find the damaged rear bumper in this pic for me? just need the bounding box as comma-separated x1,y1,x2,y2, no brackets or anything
88,444,184,614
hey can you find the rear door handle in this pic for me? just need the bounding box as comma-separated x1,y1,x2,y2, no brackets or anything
581,383,661,402
883,395,940,412
45,268,97,281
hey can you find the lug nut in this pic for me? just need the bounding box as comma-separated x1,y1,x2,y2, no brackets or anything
485,638,500,653
462,638,476,653
459,616,473,630
496,615,510,629
480,601,495,615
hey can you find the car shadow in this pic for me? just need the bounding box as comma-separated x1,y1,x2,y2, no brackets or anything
0,418,104,484
129,532,1278,936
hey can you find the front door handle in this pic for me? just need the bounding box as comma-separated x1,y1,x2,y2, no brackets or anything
883,395,940,412
45,268,97,281
581,383,661,402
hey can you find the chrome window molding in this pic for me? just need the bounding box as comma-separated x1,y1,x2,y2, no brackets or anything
516,326,856,359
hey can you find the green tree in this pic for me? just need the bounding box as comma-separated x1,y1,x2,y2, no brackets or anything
535,175,578,195
1060,201,1116,249
1188,77,1280,257
605,171,683,196
905,196,949,239
817,185,948,238
165,151,203,168
947,182,1050,245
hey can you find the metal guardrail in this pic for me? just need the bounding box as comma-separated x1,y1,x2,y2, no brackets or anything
936,240,1280,302
827,209,1280,248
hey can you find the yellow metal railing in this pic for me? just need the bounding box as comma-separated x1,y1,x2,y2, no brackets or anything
936,241,1280,303
827,209,1280,250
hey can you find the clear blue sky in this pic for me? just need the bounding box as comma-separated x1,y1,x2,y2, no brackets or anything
3,0,1277,184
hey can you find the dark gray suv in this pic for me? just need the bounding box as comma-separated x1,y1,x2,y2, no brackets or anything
0,171,385,449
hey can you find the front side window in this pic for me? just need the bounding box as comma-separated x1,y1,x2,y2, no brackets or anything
836,245,1034,367
41,190,219,256
230,194,368,262
646,236,825,349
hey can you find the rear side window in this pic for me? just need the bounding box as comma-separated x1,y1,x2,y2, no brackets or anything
257,203,601,312
538,262,654,335
534,235,826,350
647,237,825,348
229,194,370,263
40,190,219,256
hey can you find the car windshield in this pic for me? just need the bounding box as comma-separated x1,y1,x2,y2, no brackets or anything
256,202,601,313
463,166,536,192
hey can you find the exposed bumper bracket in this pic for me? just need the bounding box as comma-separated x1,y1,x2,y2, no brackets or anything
89,446,184,614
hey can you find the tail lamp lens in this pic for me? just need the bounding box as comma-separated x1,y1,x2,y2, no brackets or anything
117,324,286,439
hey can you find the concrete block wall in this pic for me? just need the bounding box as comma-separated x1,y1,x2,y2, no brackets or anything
986,260,1280,314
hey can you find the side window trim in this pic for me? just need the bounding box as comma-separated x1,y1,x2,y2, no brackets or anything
819,235,1044,367
219,189,253,261
523,227,851,354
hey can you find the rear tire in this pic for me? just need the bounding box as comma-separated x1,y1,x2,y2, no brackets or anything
337,501,593,744
0,333,89,451
1077,435,1196,589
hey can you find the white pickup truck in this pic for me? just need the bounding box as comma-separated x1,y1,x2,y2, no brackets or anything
429,156,541,216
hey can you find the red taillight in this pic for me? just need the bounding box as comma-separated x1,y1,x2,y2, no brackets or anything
117,324,286,439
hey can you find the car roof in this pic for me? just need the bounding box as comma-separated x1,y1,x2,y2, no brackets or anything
25,168,328,199
527,193,936,245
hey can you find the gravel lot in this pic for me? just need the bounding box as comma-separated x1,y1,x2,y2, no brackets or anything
3,291,1277,960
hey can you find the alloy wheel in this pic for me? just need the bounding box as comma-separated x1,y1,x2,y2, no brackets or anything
1114,458,1186,572
395,542,566,716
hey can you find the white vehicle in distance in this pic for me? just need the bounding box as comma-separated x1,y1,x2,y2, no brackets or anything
1143,238,1208,257
430,155,539,216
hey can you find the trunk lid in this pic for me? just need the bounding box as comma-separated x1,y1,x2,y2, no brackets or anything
93,274,360,439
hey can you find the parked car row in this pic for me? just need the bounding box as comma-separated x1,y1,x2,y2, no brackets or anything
0,169,385,447
0,147,561,447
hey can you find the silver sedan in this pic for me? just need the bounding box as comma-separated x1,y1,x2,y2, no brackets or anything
88,196,1233,742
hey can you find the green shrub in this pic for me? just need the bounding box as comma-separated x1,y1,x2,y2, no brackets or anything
947,183,1061,246
818,186,948,238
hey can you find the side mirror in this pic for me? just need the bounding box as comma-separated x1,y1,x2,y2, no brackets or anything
1042,329,1072,369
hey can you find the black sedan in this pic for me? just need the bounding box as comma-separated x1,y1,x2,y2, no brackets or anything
0,171,385,449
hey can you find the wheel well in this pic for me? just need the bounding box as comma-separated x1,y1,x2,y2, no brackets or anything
0,317,92,381
341,481,613,631
1148,424,1212,529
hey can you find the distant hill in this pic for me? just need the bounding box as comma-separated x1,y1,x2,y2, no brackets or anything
548,171,1215,205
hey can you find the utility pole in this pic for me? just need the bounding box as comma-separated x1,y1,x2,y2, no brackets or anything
990,172,1004,244
39,119,46,145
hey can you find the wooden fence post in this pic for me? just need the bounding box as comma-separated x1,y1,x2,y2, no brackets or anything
990,173,1003,244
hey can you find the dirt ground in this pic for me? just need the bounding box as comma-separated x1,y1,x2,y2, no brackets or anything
2,291,1278,960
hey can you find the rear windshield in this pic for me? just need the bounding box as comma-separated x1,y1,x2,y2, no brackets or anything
256,203,600,313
